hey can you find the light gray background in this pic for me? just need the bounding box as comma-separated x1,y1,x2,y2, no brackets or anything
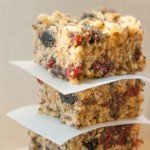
0,0,150,149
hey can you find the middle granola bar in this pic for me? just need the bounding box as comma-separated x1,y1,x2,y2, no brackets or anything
38,79,144,128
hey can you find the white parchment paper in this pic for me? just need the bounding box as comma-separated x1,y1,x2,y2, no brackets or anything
10,60,150,94
7,105,150,146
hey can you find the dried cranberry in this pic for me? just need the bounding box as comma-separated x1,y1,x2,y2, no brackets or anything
100,125,132,149
65,65,83,78
132,139,143,148
46,58,56,69
93,61,115,75
36,78,43,84
126,87,140,97
39,30,55,47
68,32,82,45
93,62,105,74
100,127,115,149
89,27,103,43
84,138,98,150
75,34,82,44
59,93,77,104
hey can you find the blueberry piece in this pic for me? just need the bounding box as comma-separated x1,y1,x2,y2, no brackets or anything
81,13,96,20
84,139,98,150
59,93,77,104
39,30,55,47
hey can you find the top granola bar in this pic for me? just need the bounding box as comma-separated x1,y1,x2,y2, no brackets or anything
33,9,146,84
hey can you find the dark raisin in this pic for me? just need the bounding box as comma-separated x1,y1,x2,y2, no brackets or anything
81,13,96,20
59,93,77,104
79,26,107,45
89,27,104,43
93,61,115,75
35,143,42,148
110,111,119,119
134,47,142,61
82,26,105,43
39,30,55,47
107,92,125,119
51,65,66,79
84,139,98,150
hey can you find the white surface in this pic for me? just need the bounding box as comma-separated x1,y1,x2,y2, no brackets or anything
7,105,150,146
10,60,150,94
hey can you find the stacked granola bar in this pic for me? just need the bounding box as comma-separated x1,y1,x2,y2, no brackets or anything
33,9,146,84
29,124,143,150
38,79,144,128
29,8,147,150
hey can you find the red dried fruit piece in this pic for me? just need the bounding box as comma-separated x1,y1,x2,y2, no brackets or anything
126,87,140,97
75,34,82,44
65,65,83,78
100,125,132,149
36,78,43,84
134,47,142,61
68,32,82,45
100,103,108,107
132,139,143,148
93,61,115,75
46,58,56,69
93,62,105,74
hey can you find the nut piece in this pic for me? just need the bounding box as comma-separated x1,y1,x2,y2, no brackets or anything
37,14,49,23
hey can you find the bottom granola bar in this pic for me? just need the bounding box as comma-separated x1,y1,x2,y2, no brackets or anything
29,124,143,150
